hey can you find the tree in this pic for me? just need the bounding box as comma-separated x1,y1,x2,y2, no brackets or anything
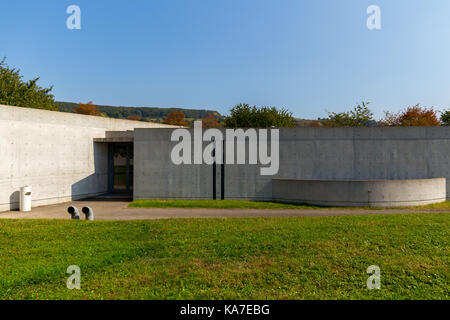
441,110,450,126
309,120,323,127
163,111,188,126
202,112,220,128
127,114,142,121
72,101,101,116
0,57,57,111
380,105,441,126
323,102,374,127
224,103,295,128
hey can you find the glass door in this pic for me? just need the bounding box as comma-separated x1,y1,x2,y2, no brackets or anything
109,143,133,193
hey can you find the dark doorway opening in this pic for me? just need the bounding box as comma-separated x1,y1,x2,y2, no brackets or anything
108,143,134,194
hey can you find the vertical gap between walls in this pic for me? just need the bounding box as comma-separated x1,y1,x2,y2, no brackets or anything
221,139,225,200
213,143,216,200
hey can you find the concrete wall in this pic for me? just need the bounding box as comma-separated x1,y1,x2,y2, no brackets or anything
134,126,450,201
0,104,173,211
272,178,446,207
134,129,214,199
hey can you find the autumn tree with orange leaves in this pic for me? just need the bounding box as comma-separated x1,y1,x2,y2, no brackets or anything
72,101,101,116
380,105,441,126
309,120,323,127
202,113,220,128
127,114,142,121
162,111,187,126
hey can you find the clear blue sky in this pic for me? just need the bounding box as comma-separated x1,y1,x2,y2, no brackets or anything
1,0,450,119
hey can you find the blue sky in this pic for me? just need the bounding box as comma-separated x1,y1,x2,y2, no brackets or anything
1,0,450,119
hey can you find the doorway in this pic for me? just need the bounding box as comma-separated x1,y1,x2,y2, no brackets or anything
108,143,133,194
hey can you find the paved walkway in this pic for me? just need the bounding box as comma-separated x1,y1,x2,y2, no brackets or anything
0,200,448,220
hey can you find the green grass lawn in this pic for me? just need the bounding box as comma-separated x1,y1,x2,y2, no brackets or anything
0,213,448,300
129,199,450,210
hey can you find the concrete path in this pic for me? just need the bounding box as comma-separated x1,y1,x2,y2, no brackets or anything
0,201,448,221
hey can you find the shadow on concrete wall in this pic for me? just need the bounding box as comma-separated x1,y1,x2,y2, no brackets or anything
9,191,20,211
3,142,113,212
70,142,109,201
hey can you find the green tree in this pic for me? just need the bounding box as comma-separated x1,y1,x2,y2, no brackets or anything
323,101,374,127
224,103,295,128
441,109,450,126
0,58,57,111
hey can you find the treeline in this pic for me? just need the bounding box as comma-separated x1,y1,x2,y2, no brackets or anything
2,58,449,128
57,101,222,123
218,102,449,128
317,101,449,127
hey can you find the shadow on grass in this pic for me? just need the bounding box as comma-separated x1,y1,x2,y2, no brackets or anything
128,199,450,211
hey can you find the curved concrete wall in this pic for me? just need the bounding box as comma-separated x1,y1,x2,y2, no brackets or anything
272,178,446,207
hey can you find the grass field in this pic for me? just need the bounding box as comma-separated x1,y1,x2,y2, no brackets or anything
0,213,448,300
129,199,450,210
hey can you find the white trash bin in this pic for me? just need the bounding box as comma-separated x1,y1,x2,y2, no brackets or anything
20,186,32,212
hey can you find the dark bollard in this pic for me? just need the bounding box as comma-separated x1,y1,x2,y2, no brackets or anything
68,206,80,220
82,206,94,221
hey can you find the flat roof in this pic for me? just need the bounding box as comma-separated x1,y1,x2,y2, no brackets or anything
94,130,133,143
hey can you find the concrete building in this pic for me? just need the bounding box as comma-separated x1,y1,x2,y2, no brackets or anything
134,126,449,206
1,104,449,211
0,104,174,211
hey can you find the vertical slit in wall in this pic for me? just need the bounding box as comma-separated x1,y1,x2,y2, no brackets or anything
212,144,216,200
126,144,131,193
221,139,225,200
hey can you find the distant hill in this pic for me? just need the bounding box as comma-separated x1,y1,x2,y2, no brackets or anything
57,101,223,124
57,101,320,127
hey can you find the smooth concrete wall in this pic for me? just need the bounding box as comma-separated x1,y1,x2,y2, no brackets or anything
134,126,450,201
0,104,173,211
134,128,214,199
272,178,446,207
